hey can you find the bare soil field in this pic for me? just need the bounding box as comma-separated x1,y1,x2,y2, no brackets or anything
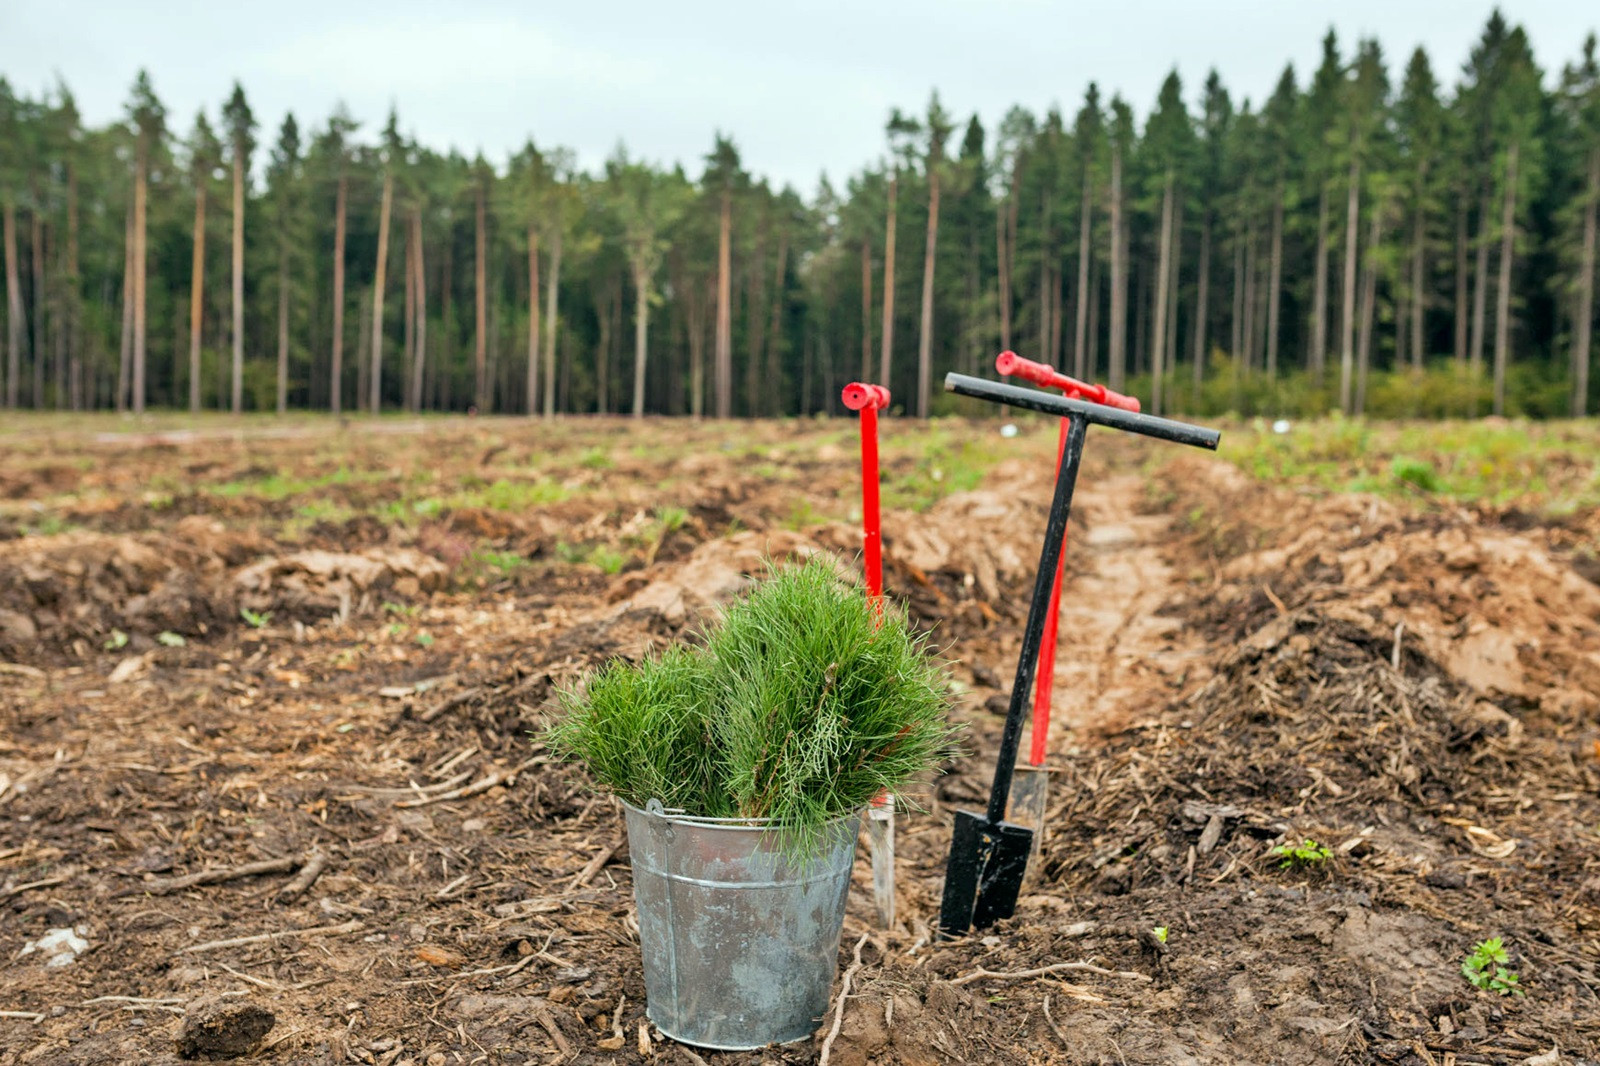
2,415,1598,1066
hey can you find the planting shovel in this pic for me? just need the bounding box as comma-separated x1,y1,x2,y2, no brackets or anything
842,380,896,929
993,352,1142,867
938,372,1218,938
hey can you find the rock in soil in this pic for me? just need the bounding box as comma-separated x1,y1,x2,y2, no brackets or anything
176,998,276,1060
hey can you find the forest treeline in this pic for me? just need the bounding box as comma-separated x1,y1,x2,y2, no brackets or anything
2,11,1598,420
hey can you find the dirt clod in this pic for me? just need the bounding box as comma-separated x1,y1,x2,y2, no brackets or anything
176,997,276,1060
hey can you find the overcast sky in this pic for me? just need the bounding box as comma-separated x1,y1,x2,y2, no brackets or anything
3,1,1596,192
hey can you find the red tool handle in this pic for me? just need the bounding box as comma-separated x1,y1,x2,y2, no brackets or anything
842,382,892,412
843,382,888,606
995,350,1141,413
1030,420,1070,767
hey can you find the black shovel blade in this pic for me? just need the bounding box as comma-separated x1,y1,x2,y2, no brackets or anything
938,809,1034,938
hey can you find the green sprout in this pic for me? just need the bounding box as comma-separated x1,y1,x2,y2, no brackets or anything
1153,926,1169,944
156,631,186,648
1462,938,1523,997
105,629,129,651
240,608,271,629
1268,839,1333,869
415,632,435,648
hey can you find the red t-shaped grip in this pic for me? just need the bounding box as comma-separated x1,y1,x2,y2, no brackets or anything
842,382,888,608
995,350,1141,413
842,382,892,412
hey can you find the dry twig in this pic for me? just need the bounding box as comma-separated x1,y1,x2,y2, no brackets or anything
818,932,870,1066
121,855,300,898
277,850,331,902
949,960,1151,986
180,919,365,954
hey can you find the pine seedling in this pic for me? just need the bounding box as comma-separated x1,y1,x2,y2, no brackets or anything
548,557,958,856
547,645,729,817
707,558,957,853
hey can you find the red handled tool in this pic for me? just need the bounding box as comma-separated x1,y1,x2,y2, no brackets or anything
995,352,1140,862
842,382,891,611
842,381,896,928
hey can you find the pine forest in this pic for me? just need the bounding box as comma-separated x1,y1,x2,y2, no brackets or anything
3,12,1599,421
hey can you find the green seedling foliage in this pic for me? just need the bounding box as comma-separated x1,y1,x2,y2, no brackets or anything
1154,926,1169,944
548,645,728,817
654,506,690,534
156,631,186,647
1462,937,1524,996
240,608,271,629
1269,839,1333,869
105,629,129,650
548,558,958,857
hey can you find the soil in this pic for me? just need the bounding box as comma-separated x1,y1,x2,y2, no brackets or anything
1,416,1597,1066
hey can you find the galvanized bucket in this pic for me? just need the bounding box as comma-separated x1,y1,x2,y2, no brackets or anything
622,798,861,1050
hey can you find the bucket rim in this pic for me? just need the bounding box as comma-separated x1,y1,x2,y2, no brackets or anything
620,797,863,832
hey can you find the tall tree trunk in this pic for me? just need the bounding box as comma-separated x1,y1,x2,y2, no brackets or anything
525,226,540,415
4,202,23,410
231,150,245,413
1087,256,1101,377
1229,228,1243,362
1311,184,1330,380
879,171,897,388
276,227,289,414
1574,148,1598,417
714,191,732,417
473,175,487,411
688,275,707,418
189,182,206,411
1108,142,1126,390
1339,160,1360,414
1492,142,1519,417
596,281,612,413
1411,184,1427,370
1073,169,1092,378
745,219,767,415
403,217,415,410
1242,210,1258,372
1267,189,1284,379
133,153,148,415
916,155,941,420
1191,213,1210,399
996,195,1011,352
543,229,561,418
1049,266,1063,368
1355,200,1385,413
1166,200,1183,393
371,172,393,414
65,165,81,410
1151,172,1175,415
412,210,427,413
632,262,649,418
765,231,789,414
1470,191,1491,401
1453,199,1468,366
117,204,132,412
31,213,45,408
859,240,872,381
331,175,347,415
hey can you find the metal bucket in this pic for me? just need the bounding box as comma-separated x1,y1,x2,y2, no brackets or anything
622,798,861,1050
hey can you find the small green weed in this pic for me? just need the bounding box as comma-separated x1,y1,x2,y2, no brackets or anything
587,545,629,574
415,631,435,648
580,447,614,470
156,631,186,648
1391,455,1442,493
104,629,129,651
240,608,271,629
654,506,689,534
1269,839,1333,869
1462,937,1523,996
1153,926,1169,944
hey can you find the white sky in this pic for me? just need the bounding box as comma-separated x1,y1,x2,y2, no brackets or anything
3,1,1595,193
